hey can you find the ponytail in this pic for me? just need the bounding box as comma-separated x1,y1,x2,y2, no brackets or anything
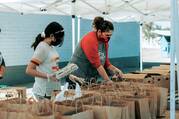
31,34,44,50
92,16,104,30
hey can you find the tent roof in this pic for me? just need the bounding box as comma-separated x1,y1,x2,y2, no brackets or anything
152,30,171,36
0,0,171,22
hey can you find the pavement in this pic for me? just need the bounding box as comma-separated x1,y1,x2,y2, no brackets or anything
142,48,170,63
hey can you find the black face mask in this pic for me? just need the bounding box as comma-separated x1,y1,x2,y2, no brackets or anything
99,36,111,43
51,31,64,47
107,37,111,41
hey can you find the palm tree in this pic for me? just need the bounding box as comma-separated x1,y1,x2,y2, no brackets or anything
142,22,157,41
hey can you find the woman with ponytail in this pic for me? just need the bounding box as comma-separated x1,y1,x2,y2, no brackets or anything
26,21,64,100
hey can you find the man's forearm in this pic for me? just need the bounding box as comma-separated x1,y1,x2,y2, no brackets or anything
97,65,110,81
108,64,122,73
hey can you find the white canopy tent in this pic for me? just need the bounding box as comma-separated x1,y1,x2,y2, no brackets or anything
0,0,178,118
0,0,171,22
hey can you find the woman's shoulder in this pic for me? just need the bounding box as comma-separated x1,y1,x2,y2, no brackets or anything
35,42,50,52
81,31,98,48
37,42,49,48
86,31,96,37
83,31,97,41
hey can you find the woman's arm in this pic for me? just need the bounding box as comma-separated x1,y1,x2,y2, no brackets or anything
97,65,113,84
107,64,123,78
0,66,5,78
26,62,47,79
97,65,110,81
26,62,58,82
0,58,6,78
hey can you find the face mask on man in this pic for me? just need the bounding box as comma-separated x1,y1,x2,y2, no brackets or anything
99,36,110,43
107,36,111,41
101,31,112,42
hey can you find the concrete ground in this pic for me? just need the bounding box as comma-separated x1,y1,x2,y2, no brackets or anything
142,48,170,63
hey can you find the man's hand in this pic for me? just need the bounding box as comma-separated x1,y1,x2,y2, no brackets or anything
111,68,124,81
100,80,113,89
114,68,123,79
106,80,113,85
103,79,113,85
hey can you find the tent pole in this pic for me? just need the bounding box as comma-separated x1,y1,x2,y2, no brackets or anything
174,0,179,113
139,23,143,71
77,16,81,43
170,0,178,118
71,0,76,53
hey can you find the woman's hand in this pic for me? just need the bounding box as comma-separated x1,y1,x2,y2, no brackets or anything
111,68,124,81
100,79,113,89
114,68,123,79
47,74,58,82
103,79,113,85
106,80,113,85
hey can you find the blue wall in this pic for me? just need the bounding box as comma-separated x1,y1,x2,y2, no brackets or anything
109,22,140,58
79,18,92,40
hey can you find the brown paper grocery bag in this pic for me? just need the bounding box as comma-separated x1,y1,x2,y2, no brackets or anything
54,104,76,115
30,99,53,116
62,109,93,119
84,105,124,119
54,100,86,119
122,73,147,82
0,108,35,119
135,98,151,119
123,97,151,119
6,111,29,119
126,101,135,119
0,108,8,119
33,115,55,119
107,99,134,119
156,87,168,117
0,98,33,119
147,91,157,119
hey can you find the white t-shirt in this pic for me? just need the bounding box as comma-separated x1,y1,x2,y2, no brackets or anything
31,42,61,96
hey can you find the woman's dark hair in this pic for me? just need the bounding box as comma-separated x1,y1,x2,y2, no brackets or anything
92,16,104,29
95,19,114,32
31,21,64,50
